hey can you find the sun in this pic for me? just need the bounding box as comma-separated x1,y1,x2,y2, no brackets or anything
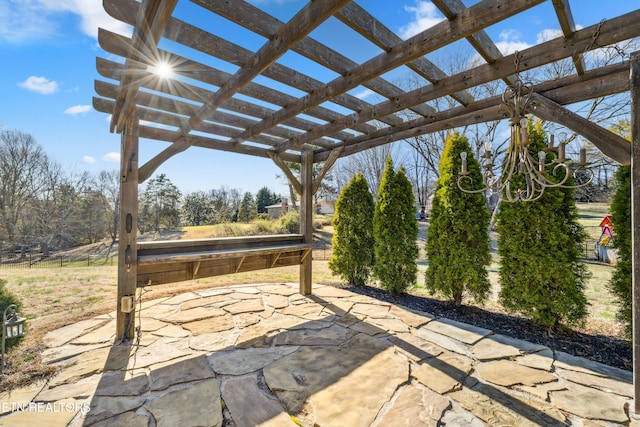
149,61,175,79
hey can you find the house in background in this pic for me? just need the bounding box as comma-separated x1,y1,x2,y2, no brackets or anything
266,198,292,219
315,198,335,215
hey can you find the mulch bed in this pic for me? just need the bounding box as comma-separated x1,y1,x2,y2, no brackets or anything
331,283,632,372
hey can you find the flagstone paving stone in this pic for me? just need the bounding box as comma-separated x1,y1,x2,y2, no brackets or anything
556,367,633,397
471,333,548,361
181,314,235,335
422,317,493,345
475,360,558,387
81,395,146,426
223,298,265,314
144,379,222,427
180,294,236,310
7,282,635,427
149,354,214,391
549,382,629,423
0,398,83,427
208,347,299,375
0,380,47,415
389,305,433,328
388,332,445,362
515,348,555,371
221,376,298,427
373,383,450,427
43,318,110,347
412,351,473,394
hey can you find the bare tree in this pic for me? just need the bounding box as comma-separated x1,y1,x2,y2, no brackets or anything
0,130,48,251
95,170,121,243
334,143,399,200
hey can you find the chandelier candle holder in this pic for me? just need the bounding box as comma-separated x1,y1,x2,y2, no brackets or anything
457,56,593,202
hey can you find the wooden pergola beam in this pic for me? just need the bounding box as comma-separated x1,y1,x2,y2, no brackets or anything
280,9,640,153
234,0,544,148
336,2,472,107
630,50,640,414
531,94,631,164
109,0,178,133
551,0,587,75
96,57,356,146
135,0,350,180
314,62,630,161
103,0,404,128
207,0,434,118
268,153,302,195
432,0,516,86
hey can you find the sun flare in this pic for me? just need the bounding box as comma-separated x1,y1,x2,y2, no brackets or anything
149,61,174,79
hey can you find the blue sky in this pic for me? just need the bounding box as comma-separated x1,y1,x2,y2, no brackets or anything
0,0,636,195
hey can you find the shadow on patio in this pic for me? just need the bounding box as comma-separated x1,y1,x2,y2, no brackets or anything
3,283,632,426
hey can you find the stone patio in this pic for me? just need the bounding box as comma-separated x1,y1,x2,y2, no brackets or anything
0,282,635,426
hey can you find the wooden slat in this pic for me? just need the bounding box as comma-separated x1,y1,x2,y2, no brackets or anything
206,0,434,118
431,0,515,86
270,0,546,153
336,2,473,106
103,0,405,127
96,58,351,146
280,10,640,153
133,0,350,178
106,0,178,133
631,50,640,414
97,29,374,141
551,0,586,75
315,62,630,161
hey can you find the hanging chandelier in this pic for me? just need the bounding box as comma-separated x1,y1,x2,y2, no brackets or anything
456,53,593,202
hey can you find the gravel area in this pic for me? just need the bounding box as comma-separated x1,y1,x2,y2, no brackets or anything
332,283,632,372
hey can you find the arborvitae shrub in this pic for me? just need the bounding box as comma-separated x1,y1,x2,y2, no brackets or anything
329,173,375,285
608,165,632,339
373,157,419,294
425,131,491,306
496,121,590,329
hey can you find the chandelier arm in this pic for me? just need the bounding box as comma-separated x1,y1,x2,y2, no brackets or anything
457,174,490,194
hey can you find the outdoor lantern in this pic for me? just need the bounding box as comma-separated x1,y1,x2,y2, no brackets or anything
1,304,25,373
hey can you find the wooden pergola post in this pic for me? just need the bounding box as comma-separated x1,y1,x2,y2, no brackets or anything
631,50,640,414
299,146,314,295
116,114,139,341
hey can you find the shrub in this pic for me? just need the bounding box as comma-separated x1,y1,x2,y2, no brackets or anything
425,132,491,306
496,120,589,330
276,211,300,234
329,173,375,285
373,157,419,294
608,165,632,339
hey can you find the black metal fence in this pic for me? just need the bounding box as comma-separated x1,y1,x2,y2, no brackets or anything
0,253,116,269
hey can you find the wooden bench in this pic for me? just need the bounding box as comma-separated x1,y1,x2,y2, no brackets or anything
136,234,311,286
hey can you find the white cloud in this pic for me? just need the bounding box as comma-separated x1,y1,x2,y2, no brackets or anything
354,89,375,100
64,105,92,115
495,29,532,56
18,76,58,94
83,155,96,164
537,29,563,44
399,1,445,40
0,0,130,44
103,152,120,163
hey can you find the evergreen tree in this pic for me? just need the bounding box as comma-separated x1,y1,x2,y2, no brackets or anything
237,192,256,223
329,173,375,285
373,157,419,294
609,165,632,339
496,121,589,329
256,187,280,213
425,132,491,306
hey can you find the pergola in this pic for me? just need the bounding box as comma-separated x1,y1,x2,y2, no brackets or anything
93,0,640,410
